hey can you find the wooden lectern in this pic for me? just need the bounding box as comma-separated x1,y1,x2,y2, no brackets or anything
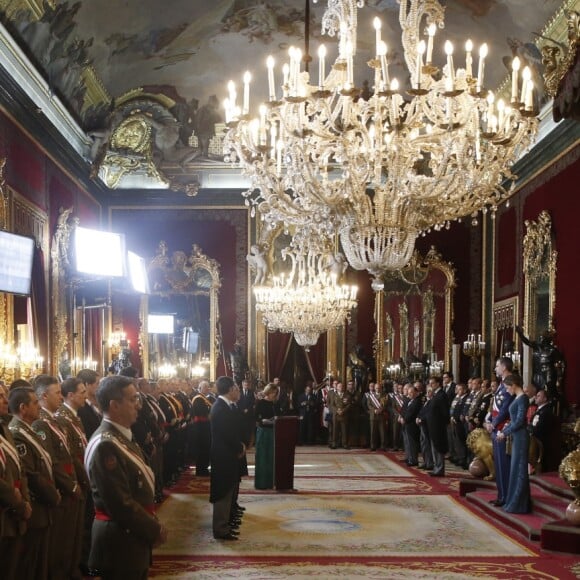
273,416,299,491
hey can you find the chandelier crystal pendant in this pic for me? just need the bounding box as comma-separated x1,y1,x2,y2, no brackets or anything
224,0,538,277
253,241,358,349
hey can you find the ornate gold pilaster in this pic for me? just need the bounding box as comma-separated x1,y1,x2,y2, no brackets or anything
50,207,78,377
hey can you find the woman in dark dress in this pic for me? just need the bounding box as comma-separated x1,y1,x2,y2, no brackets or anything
254,384,279,489
497,374,531,514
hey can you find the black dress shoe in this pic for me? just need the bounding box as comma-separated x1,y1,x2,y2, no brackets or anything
428,471,444,477
370,448,376,452
214,533,238,540
235,504,246,511
417,464,427,470
489,499,504,506
407,462,418,467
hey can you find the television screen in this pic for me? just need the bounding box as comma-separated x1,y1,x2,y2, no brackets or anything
74,227,125,277
148,314,174,334
127,251,149,294
0,231,35,295
182,327,199,354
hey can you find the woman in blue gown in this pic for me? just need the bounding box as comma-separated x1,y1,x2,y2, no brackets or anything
254,384,279,489
497,374,532,514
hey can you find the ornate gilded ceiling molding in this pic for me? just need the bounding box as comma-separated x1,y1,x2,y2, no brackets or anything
540,5,580,121
0,0,55,20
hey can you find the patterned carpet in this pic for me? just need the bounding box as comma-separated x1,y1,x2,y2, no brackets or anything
151,448,580,579
155,493,530,557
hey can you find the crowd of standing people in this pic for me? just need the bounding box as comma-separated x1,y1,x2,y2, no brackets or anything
0,358,562,577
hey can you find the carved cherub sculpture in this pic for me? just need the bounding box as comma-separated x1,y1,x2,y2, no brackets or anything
324,251,348,281
246,244,268,285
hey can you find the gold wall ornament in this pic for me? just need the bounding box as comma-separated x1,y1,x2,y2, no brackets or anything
92,96,201,190
110,116,153,153
50,207,78,377
523,210,557,340
542,9,580,98
142,242,221,381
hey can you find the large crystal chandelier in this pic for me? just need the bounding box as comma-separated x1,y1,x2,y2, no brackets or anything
224,0,538,277
253,238,358,348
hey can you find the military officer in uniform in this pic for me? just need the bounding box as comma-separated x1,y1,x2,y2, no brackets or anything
331,382,352,449
9,387,61,580
33,375,83,580
0,383,32,580
56,377,91,577
85,375,167,579
485,357,515,506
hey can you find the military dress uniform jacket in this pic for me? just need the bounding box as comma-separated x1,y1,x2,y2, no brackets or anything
332,392,352,418
85,420,160,575
33,408,80,499
0,419,30,537
55,404,90,490
9,417,60,529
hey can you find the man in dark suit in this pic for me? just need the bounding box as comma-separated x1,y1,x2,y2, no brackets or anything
298,384,318,445
426,376,449,476
416,385,434,470
209,376,246,541
237,379,256,447
442,371,456,461
85,375,167,579
485,357,515,506
531,388,561,473
77,369,102,440
402,385,421,466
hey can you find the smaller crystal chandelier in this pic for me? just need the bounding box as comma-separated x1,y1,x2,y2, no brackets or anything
254,238,358,349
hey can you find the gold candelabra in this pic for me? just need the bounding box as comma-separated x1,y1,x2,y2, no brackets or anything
463,333,485,376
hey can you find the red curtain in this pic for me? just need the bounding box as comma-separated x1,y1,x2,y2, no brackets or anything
267,331,292,380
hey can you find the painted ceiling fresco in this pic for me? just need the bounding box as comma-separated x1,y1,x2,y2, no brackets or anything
0,0,564,132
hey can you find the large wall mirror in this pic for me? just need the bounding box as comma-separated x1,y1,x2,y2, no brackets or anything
378,247,455,380
141,242,221,381
523,211,557,339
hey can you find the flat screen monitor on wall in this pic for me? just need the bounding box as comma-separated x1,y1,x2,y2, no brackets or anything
148,314,175,334
0,231,35,296
74,226,125,278
127,251,149,294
